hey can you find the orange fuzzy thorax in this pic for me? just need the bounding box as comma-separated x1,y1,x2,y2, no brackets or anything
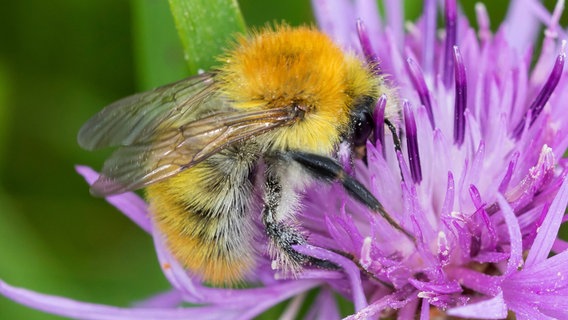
217,26,379,155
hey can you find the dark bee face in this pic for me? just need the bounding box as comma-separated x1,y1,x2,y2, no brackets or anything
350,96,376,148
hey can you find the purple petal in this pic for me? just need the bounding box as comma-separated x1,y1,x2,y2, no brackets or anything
507,304,558,320
498,152,519,193
513,42,566,138
529,42,565,126
506,250,568,289
437,230,451,266
293,244,367,312
504,0,541,53
311,0,355,48
529,0,567,39
0,280,240,320
132,290,183,308
398,298,419,320
295,269,343,281
227,280,323,317
502,250,568,319
420,298,430,320
443,0,457,87
453,46,467,146
151,231,319,309
447,268,501,296
397,151,414,189
356,19,380,75
75,166,152,233
373,95,387,152
343,293,397,320
268,292,304,320
504,146,555,211
354,0,383,45
407,58,435,128
345,291,416,320
324,215,361,253
410,278,465,309
496,194,524,275
403,101,422,183
383,28,407,81
151,227,204,302
552,238,568,253
440,171,455,219
422,0,437,75
384,0,403,50
447,292,507,319
546,0,565,37
525,175,568,267
409,279,462,295
304,288,340,320
475,3,491,44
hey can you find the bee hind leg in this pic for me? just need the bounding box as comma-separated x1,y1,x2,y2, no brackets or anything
262,174,338,275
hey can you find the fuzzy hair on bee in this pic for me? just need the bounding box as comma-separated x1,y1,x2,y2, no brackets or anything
78,25,400,285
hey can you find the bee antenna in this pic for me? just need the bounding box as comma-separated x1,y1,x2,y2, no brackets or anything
383,118,402,152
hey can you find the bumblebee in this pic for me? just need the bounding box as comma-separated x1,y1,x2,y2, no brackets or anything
78,25,400,285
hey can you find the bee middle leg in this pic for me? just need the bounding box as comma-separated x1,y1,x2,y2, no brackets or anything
262,173,337,274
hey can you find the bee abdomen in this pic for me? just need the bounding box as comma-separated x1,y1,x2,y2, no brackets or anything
145,150,258,285
155,205,256,285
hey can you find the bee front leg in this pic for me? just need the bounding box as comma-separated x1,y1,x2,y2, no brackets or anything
262,169,337,275
289,151,414,241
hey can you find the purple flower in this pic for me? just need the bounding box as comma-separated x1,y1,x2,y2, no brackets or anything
305,0,568,318
2,0,568,319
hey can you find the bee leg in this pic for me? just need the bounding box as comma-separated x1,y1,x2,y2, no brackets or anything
262,173,338,274
288,151,415,241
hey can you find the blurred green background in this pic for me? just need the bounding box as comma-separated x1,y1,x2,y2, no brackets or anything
0,0,558,319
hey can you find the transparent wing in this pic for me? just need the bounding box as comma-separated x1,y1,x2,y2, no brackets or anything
78,73,218,150
89,107,299,196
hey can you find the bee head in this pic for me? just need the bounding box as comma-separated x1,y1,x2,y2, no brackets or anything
342,64,399,158
348,95,376,148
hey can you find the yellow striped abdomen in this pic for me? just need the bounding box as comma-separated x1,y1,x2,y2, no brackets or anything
145,148,258,285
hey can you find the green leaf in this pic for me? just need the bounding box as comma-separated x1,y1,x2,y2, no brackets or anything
168,0,246,75
132,0,189,89
0,60,9,169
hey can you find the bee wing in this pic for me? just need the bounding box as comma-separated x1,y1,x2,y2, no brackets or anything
89,107,297,196
78,73,218,150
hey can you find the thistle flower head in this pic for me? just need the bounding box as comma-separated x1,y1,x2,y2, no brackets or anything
303,0,568,318
2,1,568,319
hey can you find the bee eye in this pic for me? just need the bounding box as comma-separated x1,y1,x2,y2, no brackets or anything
352,110,375,147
